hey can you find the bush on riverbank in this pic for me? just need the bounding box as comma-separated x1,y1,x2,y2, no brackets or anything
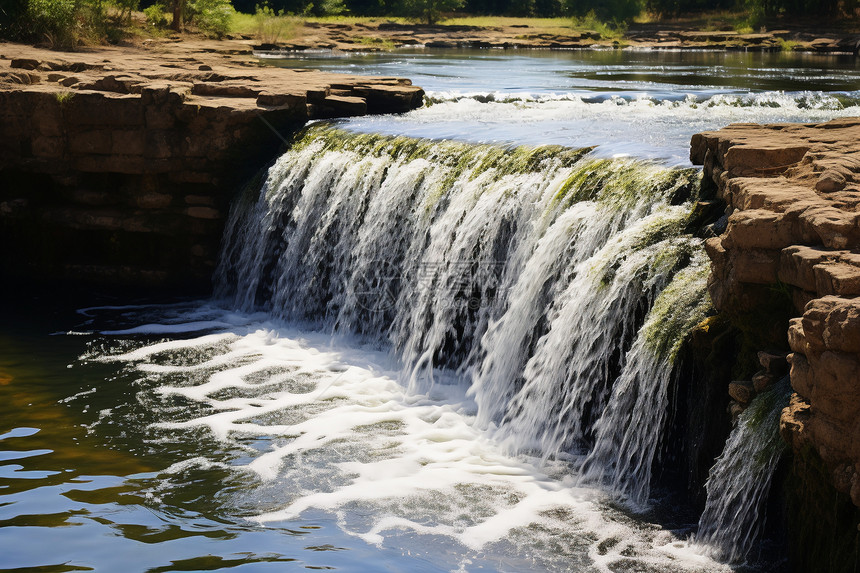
645,0,858,18
187,0,235,36
226,0,859,25
402,0,465,23
0,0,140,48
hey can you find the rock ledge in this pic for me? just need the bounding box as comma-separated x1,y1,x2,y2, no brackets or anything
691,117,860,507
0,40,424,289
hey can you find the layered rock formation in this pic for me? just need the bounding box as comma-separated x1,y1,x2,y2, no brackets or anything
691,118,860,508
0,40,424,289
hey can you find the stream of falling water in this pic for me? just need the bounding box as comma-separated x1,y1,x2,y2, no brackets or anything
694,380,791,564
74,126,733,571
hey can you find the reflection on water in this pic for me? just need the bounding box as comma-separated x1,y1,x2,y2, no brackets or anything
0,300,373,573
262,48,860,94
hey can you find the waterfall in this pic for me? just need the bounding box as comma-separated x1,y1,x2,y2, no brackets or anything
215,124,709,506
694,379,791,563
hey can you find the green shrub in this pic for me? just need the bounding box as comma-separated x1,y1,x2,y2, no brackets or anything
26,0,79,48
400,0,465,24
54,89,75,104
563,0,641,22
112,0,139,24
316,0,347,15
254,4,288,42
570,10,629,39
2,0,140,46
144,3,168,26
189,0,235,37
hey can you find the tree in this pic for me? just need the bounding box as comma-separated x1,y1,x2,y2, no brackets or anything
171,0,184,30
401,0,465,24
563,0,642,20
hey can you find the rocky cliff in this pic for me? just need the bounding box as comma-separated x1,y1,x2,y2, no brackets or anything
691,117,860,567
0,40,424,290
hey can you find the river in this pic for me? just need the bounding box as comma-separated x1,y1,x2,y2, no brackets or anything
2,48,858,573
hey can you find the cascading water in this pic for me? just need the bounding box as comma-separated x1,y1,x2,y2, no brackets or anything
34,123,774,571
694,379,791,564
8,49,860,573
216,124,710,505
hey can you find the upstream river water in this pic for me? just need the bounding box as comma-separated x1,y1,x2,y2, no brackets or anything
261,48,860,162
1,48,859,573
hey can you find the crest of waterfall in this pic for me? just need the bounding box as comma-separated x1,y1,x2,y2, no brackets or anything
215,124,709,505
694,379,791,563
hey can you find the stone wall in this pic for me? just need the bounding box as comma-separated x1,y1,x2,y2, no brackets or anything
0,43,424,291
691,118,860,510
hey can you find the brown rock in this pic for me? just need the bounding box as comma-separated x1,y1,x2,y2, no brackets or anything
69,130,112,154
729,248,781,284
693,118,860,510
186,206,220,219
184,195,216,206
753,370,775,392
814,262,860,296
780,392,811,446
111,130,146,156
723,144,809,175
256,91,305,107
11,58,40,70
32,136,64,158
132,193,172,209
191,82,259,97
728,400,746,418
722,210,801,250
322,94,367,115
788,318,808,355
816,168,848,192
0,38,422,292
729,380,755,404
778,245,841,292
758,351,789,375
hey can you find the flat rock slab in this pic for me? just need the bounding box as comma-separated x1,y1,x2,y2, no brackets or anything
0,40,425,120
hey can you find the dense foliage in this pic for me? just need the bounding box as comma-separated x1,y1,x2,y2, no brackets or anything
187,0,235,36
227,0,859,18
1,0,857,47
646,0,858,16
401,0,465,23
1,0,140,47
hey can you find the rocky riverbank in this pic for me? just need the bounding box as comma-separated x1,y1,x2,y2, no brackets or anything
0,39,423,290
691,117,860,570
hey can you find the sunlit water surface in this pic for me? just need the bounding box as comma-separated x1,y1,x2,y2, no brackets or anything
0,299,730,573
261,48,860,163
2,48,847,572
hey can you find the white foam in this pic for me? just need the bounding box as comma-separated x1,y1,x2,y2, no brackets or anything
94,311,731,572
343,91,860,163
98,320,241,335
